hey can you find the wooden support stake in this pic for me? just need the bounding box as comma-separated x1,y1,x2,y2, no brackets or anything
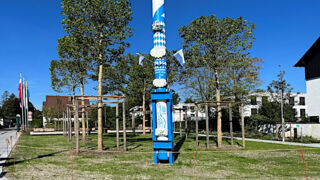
86,111,89,136
185,108,188,139
179,109,182,137
116,100,119,150
205,104,209,149
241,103,245,148
123,99,127,152
150,105,153,134
68,107,72,142
132,112,135,136
195,106,199,148
75,99,79,153
229,103,233,146
290,123,292,140
143,84,146,135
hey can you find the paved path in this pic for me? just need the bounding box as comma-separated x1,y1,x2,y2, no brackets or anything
180,132,320,148
232,136,320,148
0,128,20,180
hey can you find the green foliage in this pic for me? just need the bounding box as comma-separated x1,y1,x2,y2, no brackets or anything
42,106,56,123
50,59,80,94
267,69,293,103
223,57,263,101
178,15,257,101
31,119,43,128
1,93,20,117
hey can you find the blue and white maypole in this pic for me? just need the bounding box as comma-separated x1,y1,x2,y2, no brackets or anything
151,0,174,164
151,0,167,90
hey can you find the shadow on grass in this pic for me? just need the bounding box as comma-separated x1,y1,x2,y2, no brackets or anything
1,150,67,167
174,136,186,162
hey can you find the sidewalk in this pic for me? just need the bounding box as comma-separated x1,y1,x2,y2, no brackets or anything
189,133,320,148
233,136,320,148
0,129,20,180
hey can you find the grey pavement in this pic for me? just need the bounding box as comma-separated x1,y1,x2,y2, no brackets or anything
232,136,320,148
0,128,20,180
179,132,320,148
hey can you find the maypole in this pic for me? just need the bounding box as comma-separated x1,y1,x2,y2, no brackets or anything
151,0,174,164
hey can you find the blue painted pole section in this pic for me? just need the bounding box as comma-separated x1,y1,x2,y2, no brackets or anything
152,0,166,92
151,0,174,164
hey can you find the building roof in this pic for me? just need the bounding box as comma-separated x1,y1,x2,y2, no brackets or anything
295,37,320,67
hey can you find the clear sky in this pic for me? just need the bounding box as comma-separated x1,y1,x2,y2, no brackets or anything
0,0,319,110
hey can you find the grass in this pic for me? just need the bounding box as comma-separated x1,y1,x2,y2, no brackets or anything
4,133,320,179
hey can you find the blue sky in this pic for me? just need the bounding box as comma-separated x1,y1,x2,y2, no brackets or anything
0,0,319,109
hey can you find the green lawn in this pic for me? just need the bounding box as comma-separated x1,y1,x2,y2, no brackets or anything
4,133,320,179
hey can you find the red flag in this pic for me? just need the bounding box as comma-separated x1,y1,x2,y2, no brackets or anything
18,75,22,108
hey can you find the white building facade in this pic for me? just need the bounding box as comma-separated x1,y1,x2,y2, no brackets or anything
243,92,307,121
172,103,206,122
295,36,320,122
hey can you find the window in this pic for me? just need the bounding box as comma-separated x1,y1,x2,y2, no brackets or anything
251,96,257,105
300,109,306,117
299,97,305,105
183,106,188,112
289,97,295,106
310,116,319,123
251,108,258,115
190,106,195,112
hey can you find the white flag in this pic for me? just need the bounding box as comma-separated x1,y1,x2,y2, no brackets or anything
174,49,185,66
137,53,145,66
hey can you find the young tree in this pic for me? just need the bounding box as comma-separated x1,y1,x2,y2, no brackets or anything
56,34,90,140
267,69,295,141
179,15,255,147
75,0,133,151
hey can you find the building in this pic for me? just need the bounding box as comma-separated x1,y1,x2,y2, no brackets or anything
130,103,206,123
42,95,90,126
172,103,206,122
295,37,320,122
243,92,307,120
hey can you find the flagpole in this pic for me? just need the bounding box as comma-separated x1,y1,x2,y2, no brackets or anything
20,73,24,130
26,81,29,128
23,78,27,130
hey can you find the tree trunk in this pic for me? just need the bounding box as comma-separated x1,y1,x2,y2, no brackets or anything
97,63,103,151
80,81,86,141
215,70,222,148
142,80,146,135
229,103,233,146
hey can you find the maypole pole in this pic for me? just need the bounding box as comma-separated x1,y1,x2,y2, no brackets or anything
151,0,174,164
